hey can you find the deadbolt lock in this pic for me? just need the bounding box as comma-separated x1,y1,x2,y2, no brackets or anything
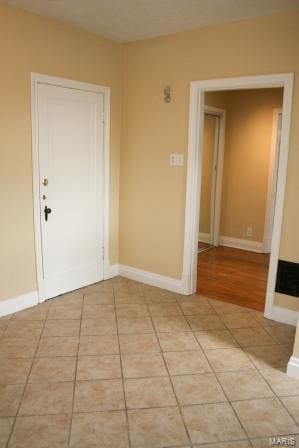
42,178,48,186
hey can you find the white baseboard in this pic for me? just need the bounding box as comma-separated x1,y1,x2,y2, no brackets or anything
0,291,38,318
118,264,184,294
265,305,298,327
198,232,210,243
220,236,263,253
287,356,299,379
104,263,120,279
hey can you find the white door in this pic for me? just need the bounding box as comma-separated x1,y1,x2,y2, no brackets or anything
37,83,104,299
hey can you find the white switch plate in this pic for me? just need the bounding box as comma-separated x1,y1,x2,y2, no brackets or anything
169,153,184,166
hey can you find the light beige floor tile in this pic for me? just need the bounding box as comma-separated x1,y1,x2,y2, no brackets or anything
29,356,76,383
80,317,117,335
260,367,299,396
249,310,281,327
0,384,24,417
116,304,149,317
47,306,81,320
79,335,119,355
119,333,160,354
158,332,200,351
205,348,255,372
180,301,215,315
0,418,14,448
19,382,73,416
74,379,124,412
217,370,273,401
37,336,79,357
128,406,189,448
194,442,250,448
48,291,83,307
122,353,167,378
245,345,290,370
281,396,299,425
187,315,225,331
220,313,260,329
84,291,114,306
11,307,48,321
84,280,113,295
232,398,298,437
230,327,276,347
9,414,70,447
264,324,295,346
148,303,183,317
4,321,43,338
70,411,129,448
0,358,32,384
0,321,8,338
42,319,80,337
195,330,239,350
208,299,246,314
250,435,299,447
124,377,176,408
182,403,245,444
153,316,190,333
77,355,121,380
0,337,38,358
114,291,145,305
164,350,211,375
82,304,115,318
172,373,226,405
117,317,154,334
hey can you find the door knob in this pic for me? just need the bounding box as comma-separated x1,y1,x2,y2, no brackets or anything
42,178,48,186
44,206,52,221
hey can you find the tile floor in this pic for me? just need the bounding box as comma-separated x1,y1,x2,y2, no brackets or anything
0,277,298,447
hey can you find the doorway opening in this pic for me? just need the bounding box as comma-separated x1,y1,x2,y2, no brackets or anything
183,74,293,321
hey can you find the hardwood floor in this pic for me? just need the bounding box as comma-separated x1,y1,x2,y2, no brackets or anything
197,246,270,311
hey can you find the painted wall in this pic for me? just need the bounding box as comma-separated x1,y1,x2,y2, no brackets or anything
0,5,122,301
120,11,299,311
204,89,283,244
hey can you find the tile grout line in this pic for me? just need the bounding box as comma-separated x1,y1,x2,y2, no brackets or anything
148,297,193,447
5,304,50,448
66,290,84,447
112,278,132,448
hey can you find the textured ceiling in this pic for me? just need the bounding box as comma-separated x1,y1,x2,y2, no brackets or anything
5,0,299,42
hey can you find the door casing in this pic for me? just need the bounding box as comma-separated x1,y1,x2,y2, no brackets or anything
31,73,111,303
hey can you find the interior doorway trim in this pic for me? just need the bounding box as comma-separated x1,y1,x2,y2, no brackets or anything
31,73,111,303
182,73,294,322
202,106,226,247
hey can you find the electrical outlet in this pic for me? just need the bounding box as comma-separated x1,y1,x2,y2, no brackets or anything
246,227,253,237
169,153,184,166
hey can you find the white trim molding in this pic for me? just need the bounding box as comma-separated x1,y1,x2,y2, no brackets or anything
118,264,184,294
183,73,294,325
0,291,38,318
31,73,111,303
264,305,298,327
198,232,210,243
287,356,299,380
219,236,263,253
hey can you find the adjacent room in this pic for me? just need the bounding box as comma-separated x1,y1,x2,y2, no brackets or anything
1,1,299,447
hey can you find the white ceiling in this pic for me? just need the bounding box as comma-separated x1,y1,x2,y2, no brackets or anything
5,0,299,43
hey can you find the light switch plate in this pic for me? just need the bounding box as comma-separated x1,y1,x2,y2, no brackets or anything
169,153,184,166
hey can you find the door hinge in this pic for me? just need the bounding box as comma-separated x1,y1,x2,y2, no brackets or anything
102,246,105,260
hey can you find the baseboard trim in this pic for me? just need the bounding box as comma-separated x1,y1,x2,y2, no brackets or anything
198,232,210,243
104,263,120,280
0,291,38,318
287,356,299,379
220,236,263,253
118,264,184,294
265,305,298,327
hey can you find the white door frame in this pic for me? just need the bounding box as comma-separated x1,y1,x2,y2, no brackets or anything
262,108,283,253
182,73,294,322
203,106,226,247
31,73,111,303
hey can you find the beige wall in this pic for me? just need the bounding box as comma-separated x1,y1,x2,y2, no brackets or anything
205,89,283,243
120,11,299,311
0,5,122,301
